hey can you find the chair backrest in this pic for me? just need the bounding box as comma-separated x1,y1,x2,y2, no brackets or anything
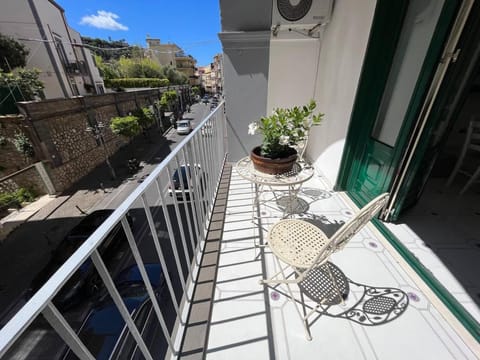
294,130,309,163
330,193,389,251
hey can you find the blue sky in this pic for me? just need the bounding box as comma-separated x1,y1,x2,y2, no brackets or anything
55,0,222,66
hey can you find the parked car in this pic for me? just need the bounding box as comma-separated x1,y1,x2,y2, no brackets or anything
28,209,133,311
63,264,166,360
168,165,205,200
202,96,209,104
176,120,192,135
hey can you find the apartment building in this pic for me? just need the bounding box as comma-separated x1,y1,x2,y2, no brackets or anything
0,0,104,99
175,51,198,86
145,37,180,67
212,53,223,94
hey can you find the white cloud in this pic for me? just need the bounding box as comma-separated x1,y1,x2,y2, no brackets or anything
80,10,128,31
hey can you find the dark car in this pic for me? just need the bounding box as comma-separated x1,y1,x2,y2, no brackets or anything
28,209,132,310
63,264,165,360
168,165,205,200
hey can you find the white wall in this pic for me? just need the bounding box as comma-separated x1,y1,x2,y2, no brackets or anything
266,33,320,111
0,0,74,98
265,0,377,185
310,0,377,185
219,31,270,161
36,0,77,98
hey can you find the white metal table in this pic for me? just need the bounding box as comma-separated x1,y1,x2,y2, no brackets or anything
235,156,314,218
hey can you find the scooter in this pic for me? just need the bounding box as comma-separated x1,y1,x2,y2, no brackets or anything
127,158,140,174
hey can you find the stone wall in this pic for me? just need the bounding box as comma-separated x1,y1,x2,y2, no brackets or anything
0,115,37,177
0,164,46,195
5,86,192,193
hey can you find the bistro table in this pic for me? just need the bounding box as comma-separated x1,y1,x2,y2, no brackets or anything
235,156,314,218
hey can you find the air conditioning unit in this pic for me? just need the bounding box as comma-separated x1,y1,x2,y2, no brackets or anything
272,0,333,30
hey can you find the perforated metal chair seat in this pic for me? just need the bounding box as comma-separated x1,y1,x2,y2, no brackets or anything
297,262,349,305
268,219,330,269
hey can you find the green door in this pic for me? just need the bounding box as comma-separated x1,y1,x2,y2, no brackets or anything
337,0,462,214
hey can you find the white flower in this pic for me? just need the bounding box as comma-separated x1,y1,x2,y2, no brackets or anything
248,122,258,135
279,135,290,145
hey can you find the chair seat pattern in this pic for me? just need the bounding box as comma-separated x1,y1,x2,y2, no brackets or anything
268,219,330,269
297,263,409,326
297,262,349,305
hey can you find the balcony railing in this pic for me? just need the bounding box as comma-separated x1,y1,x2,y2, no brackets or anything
0,103,227,359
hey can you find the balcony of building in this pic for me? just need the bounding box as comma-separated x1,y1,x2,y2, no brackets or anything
0,103,478,360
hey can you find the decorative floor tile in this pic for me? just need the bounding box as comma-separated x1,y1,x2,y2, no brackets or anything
205,168,480,359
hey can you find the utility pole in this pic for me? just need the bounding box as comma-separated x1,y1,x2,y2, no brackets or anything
86,120,117,180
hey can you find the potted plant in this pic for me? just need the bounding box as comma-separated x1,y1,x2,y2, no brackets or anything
248,100,323,174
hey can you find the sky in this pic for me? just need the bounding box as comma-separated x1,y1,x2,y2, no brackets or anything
55,0,222,66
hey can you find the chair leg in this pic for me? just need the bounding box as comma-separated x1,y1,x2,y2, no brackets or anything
259,264,304,285
281,268,313,341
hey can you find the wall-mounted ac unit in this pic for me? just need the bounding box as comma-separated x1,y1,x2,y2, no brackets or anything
272,0,333,30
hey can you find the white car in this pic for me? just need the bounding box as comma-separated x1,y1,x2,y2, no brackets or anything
176,120,192,135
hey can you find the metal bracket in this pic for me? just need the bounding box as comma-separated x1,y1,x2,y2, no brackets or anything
440,48,461,64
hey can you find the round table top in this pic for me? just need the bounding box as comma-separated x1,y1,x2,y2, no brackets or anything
235,156,314,187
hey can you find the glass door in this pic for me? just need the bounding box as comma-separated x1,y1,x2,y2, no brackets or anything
337,0,461,212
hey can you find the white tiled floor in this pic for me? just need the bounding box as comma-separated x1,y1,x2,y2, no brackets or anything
205,169,480,359
385,177,480,322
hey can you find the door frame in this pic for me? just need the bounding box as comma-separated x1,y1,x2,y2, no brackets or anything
335,0,480,341
336,0,461,213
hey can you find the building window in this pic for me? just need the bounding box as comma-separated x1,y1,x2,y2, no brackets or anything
53,35,68,69
70,77,79,96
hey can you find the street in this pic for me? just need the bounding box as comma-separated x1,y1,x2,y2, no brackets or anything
1,101,213,359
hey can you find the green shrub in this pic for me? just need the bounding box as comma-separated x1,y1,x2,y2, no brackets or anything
159,90,178,110
110,115,141,138
0,187,36,209
15,187,36,202
12,131,35,158
133,107,155,129
0,192,18,209
104,78,169,89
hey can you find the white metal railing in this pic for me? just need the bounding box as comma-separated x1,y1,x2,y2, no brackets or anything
0,102,227,359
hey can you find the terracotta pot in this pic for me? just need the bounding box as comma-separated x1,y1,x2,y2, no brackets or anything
250,146,297,175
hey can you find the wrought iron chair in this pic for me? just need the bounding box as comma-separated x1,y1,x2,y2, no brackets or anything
293,130,310,165
445,119,480,195
260,193,390,340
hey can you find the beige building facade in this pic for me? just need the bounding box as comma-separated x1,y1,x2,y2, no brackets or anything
145,38,180,67
0,0,105,99
175,52,198,86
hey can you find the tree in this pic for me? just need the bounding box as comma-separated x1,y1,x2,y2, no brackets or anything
133,107,155,129
110,115,141,138
161,65,188,85
0,34,29,71
94,55,121,80
159,90,178,111
0,68,44,101
117,57,163,79
81,37,132,61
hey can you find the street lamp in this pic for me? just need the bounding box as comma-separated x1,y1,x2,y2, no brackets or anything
86,121,117,180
